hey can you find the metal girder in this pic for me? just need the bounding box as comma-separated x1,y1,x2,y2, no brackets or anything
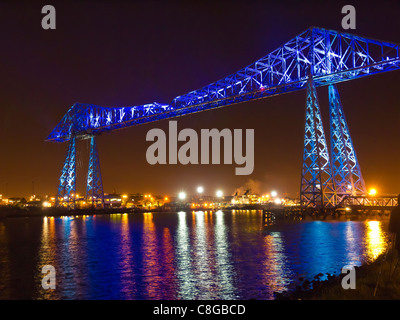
339,195,398,208
329,84,366,200
55,136,76,208
46,27,400,143
300,78,336,209
46,102,173,142
86,136,104,208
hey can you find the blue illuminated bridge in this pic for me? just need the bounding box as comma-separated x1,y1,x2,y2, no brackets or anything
46,27,400,210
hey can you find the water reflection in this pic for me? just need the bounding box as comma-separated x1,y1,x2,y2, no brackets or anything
175,211,196,299
301,222,338,277
61,217,83,298
262,232,291,298
160,227,176,297
119,214,136,299
192,211,215,299
214,210,236,299
0,212,392,299
36,217,59,299
175,210,237,299
365,221,387,261
344,221,363,266
142,212,163,299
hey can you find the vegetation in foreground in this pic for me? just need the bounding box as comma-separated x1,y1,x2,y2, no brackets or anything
275,250,400,300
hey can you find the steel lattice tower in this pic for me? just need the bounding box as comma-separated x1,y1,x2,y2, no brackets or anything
56,136,76,209
86,136,104,208
329,84,366,200
300,78,336,209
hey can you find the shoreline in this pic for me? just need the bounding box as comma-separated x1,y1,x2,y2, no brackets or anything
0,205,222,218
0,206,140,218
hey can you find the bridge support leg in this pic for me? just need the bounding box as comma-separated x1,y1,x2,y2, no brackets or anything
86,135,104,208
300,78,336,210
328,84,366,203
56,136,76,209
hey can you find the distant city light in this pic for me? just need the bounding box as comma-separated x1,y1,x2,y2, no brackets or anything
369,188,377,196
42,201,51,208
197,186,204,194
271,191,278,197
178,192,186,200
216,190,223,198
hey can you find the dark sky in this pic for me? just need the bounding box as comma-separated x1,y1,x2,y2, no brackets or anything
1,0,400,199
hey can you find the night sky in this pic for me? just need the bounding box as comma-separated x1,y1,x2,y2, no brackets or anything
1,0,400,199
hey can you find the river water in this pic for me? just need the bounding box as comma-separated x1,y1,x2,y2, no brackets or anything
0,210,390,300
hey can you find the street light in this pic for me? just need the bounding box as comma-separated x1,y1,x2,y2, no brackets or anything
178,192,186,200
216,190,223,198
271,190,278,197
197,186,204,194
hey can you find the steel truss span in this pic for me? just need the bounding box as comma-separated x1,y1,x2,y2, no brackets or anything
47,27,400,143
47,27,400,209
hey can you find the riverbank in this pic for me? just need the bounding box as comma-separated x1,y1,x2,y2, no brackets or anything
0,206,138,218
274,249,400,300
0,205,198,218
